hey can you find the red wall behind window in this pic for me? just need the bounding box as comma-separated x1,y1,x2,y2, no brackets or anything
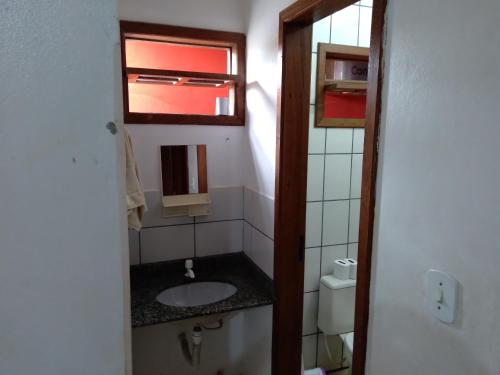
126,40,230,116
324,93,366,119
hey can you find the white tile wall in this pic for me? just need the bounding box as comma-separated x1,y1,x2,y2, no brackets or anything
304,3,372,370
352,128,365,153
140,225,194,263
195,220,243,257
303,292,319,335
358,6,373,47
195,187,243,223
330,6,359,46
312,16,331,53
304,247,321,292
306,202,323,248
349,199,361,243
326,128,353,154
350,154,363,199
243,187,274,239
242,187,275,279
324,155,352,200
243,222,274,279
307,155,325,201
131,187,246,265
309,105,326,154
322,200,350,245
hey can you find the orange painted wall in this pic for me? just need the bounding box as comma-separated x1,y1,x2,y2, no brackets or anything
126,40,230,115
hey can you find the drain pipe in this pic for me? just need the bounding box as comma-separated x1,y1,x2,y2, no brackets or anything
178,325,203,367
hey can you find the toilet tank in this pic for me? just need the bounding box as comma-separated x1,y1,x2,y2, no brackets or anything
318,275,356,335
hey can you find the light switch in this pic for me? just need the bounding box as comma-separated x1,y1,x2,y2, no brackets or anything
425,269,459,323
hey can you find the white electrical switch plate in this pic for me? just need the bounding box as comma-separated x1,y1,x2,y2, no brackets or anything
425,269,459,323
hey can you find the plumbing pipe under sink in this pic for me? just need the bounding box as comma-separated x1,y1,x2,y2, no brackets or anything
178,325,203,367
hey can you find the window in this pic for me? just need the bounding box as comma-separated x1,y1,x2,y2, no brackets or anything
120,21,246,125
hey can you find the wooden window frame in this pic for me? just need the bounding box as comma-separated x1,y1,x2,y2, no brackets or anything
315,43,369,128
120,21,246,126
273,0,387,374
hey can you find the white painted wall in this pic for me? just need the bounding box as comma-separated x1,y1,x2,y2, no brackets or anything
367,0,500,374
0,1,130,374
243,0,295,198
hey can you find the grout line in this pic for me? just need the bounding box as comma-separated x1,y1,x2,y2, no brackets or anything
142,218,242,230
306,241,359,250
307,198,351,203
244,219,274,242
346,130,355,248
309,152,364,156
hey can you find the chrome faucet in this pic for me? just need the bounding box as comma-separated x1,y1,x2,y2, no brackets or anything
185,259,195,279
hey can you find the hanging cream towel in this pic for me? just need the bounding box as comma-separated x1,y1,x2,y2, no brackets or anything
124,129,146,230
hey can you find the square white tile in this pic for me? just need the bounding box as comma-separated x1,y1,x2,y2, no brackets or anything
358,5,373,47
331,5,360,46
321,245,348,276
303,291,319,335
243,221,252,253
310,53,318,104
304,247,321,292
142,191,194,228
195,187,243,223
360,0,373,6
322,200,349,246
352,128,365,153
195,220,243,257
302,334,318,369
140,225,194,263
326,128,353,154
317,333,344,371
245,224,274,279
128,230,140,265
324,155,352,200
349,199,361,243
306,202,323,248
350,154,363,199
348,243,358,260
307,155,325,201
312,16,331,53
308,105,326,154
243,187,274,240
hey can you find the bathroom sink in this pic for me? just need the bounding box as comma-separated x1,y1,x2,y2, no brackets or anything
156,282,237,307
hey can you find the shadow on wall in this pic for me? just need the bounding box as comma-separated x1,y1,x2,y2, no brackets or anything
244,81,277,196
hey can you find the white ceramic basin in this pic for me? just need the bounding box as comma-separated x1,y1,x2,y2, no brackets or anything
156,282,237,307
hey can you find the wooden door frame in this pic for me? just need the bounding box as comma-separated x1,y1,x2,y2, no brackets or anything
273,0,387,374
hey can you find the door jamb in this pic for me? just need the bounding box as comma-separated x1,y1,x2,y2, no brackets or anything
273,0,387,374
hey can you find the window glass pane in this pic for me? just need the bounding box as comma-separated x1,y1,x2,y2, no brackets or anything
125,39,230,74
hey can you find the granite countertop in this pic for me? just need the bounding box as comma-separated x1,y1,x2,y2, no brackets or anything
131,252,275,328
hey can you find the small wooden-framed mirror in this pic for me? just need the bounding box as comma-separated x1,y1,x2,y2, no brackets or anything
160,144,210,217
315,43,369,128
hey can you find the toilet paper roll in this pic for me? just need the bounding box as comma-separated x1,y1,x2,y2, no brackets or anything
346,258,357,280
332,259,351,280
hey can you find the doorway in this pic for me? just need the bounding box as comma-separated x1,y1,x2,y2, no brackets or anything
273,0,387,374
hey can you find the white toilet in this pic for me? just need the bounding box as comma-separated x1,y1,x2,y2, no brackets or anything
318,275,356,372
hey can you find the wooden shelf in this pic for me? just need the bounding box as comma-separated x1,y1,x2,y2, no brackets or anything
126,67,240,88
325,80,368,93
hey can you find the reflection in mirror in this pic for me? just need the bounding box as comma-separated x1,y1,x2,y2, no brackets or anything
160,145,208,196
